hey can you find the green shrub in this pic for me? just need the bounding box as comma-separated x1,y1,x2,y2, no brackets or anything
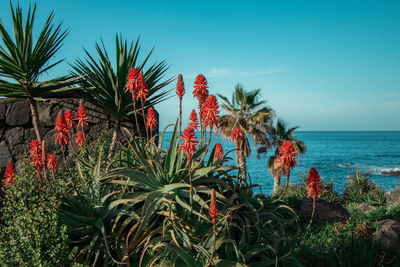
343,171,385,206
0,158,76,266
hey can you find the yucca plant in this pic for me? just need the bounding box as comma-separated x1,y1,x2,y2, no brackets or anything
343,171,385,206
71,35,173,153
0,3,80,142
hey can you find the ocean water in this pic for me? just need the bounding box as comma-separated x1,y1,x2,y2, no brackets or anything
161,131,400,195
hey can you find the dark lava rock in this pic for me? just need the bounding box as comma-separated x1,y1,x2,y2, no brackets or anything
385,189,400,209
5,100,30,126
382,170,400,177
4,127,24,146
0,141,12,169
299,198,350,224
0,102,6,121
373,219,400,250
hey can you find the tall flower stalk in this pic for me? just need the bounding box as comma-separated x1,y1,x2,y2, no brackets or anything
209,189,218,255
180,127,198,205
278,141,297,200
307,168,322,228
176,74,185,136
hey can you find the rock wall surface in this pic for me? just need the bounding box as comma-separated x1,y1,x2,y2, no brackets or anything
0,99,148,176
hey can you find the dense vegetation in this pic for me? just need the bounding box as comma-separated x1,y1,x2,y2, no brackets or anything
1,2,399,266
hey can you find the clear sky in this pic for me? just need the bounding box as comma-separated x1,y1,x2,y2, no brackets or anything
1,0,399,130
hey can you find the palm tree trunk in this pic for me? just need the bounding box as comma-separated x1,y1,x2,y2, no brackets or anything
237,150,247,184
109,120,120,158
29,98,42,142
273,175,281,195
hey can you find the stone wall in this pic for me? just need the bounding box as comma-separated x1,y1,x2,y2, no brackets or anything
0,99,147,176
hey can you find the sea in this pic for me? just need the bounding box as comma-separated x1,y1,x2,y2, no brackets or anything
161,131,400,195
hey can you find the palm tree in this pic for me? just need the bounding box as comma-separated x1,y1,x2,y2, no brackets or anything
0,3,79,142
217,84,273,183
71,35,173,154
257,119,307,195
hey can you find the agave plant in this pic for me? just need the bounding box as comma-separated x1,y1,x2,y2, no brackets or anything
0,3,80,142
71,35,173,154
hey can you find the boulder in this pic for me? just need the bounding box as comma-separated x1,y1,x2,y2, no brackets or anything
0,141,12,169
37,101,61,127
356,202,376,213
385,189,400,209
5,100,30,126
299,198,350,224
373,219,400,250
4,127,24,146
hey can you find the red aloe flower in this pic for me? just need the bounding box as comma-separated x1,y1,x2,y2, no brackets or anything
76,100,88,129
29,139,44,171
189,109,198,131
193,74,209,111
64,109,76,132
307,168,322,200
29,139,42,155
136,70,149,102
231,128,243,141
47,153,58,171
202,94,219,129
126,67,139,97
209,189,218,223
214,142,223,159
193,74,209,99
209,188,218,253
54,111,69,146
180,127,198,161
146,107,158,132
176,74,185,100
75,131,86,148
4,161,16,185
279,141,297,176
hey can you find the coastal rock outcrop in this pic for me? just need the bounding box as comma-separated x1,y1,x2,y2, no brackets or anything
299,198,350,224
382,170,400,177
385,189,400,209
373,219,400,250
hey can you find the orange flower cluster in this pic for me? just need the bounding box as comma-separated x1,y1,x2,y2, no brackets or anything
146,107,158,132
46,153,58,171
231,128,243,141
193,74,209,110
76,100,88,129
189,109,198,131
75,131,86,148
180,127,198,161
201,94,219,129
30,140,45,172
279,141,297,176
126,67,149,101
307,168,322,200
54,112,69,146
54,101,88,149
176,74,185,100
4,161,17,186
214,142,223,159
209,189,218,224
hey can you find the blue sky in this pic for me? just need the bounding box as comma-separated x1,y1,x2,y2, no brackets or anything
1,0,399,130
